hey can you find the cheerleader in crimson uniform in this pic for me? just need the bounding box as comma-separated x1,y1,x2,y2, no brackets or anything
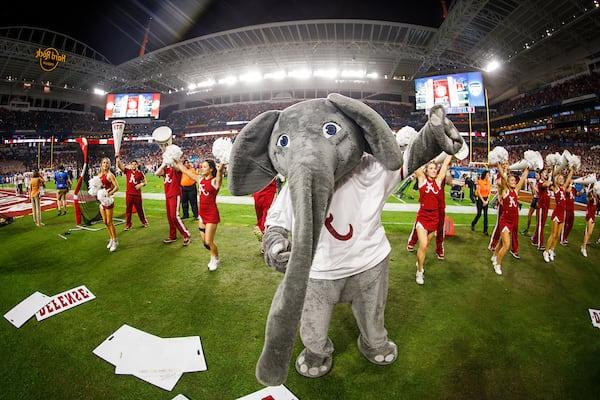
560,185,577,245
491,163,529,275
531,168,552,250
581,184,598,257
178,159,224,271
98,157,119,252
413,155,452,285
543,167,574,263
156,162,191,246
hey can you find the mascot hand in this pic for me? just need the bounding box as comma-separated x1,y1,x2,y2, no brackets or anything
262,225,291,273
428,105,464,155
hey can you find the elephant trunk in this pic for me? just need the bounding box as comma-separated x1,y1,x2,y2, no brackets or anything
255,164,334,386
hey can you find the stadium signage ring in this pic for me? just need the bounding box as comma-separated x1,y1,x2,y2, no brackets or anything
35,48,67,71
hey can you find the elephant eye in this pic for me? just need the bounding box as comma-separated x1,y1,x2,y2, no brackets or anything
322,122,341,138
276,134,290,148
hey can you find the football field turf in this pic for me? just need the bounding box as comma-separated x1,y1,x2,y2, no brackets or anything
1,191,599,399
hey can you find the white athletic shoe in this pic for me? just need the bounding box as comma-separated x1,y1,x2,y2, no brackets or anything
106,239,114,249
543,251,550,263
415,271,424,285
208,258,219,271
581,246,588,257
109,240,118,252
549,249,555,261
493,263,502,275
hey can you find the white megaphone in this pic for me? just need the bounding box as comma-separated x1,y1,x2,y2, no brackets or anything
152,126,173,151
509,159,530,171
111,120,125,156
573,173,597,185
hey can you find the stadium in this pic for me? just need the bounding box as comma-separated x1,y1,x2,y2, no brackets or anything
1,0,599,399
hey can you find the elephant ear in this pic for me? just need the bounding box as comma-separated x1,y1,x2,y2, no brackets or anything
328,93,402,171
228,110,280,195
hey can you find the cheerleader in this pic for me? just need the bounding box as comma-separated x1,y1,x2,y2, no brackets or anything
98,157,119,252
491,163,529,275
413,155,452,285
531,168,552,250
543,167,574,262
177,159,224,271
581,184,598,257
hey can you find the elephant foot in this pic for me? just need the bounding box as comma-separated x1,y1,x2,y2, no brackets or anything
295,348,333,378
357,335,397,366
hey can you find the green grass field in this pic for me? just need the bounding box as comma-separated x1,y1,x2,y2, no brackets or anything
1,192,599,399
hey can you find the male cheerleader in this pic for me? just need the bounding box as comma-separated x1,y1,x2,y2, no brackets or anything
156,161,191,245
116,156,149,230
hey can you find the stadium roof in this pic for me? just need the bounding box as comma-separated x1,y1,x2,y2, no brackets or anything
1,0,599,100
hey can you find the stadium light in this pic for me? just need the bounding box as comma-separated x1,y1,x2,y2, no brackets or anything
218,76,238,85
93,88,106,96
484,60,500,73
341,69,365,78
197,79,215,88
187,83,197,90
264,70,286,80
288,69,312,79
366,72,379,79
314,68,338,79
239,71,263,82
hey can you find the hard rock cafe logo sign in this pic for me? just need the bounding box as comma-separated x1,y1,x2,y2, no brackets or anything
34,48,67,72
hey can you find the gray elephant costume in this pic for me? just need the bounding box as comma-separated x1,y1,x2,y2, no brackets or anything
228,94,464,385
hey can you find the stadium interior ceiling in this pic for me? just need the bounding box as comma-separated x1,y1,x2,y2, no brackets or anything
0,0,599,112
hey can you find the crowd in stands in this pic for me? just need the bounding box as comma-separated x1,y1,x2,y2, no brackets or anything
494,72,600,115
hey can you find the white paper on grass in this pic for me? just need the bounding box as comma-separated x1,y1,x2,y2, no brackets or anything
92,324,182,391
589,309,600,328
171,395,190,400
236,385,299,400
4,291,50,328
115,336,207,376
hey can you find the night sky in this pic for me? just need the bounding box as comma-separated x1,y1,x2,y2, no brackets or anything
0,0,448,64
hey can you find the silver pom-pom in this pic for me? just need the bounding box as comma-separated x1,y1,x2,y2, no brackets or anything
88,176,103,196
395,126,418,148
212,138,233,164
162,144,183,165
96,188,114,207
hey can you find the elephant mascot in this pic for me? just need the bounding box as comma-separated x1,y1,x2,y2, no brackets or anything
228,93,464,385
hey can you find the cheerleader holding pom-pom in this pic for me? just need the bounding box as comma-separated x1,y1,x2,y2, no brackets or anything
96,157,119,252
491,161,529,275
581,182,600,257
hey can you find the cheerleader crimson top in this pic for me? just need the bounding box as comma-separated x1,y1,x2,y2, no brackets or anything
100,173,114,191
498,188,519,231
586,193,597,222
163,166,182,198
199,177,220,224
417,177,441,232
538,178,550,208
552,188,567,223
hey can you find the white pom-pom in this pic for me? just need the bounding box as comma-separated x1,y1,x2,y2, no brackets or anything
212,138,233,164
96,189,114,207
594,181,600,196
524,150,544,170
546,153,560,166
566,153,581,170
395,126,418,148
88,176,102,196
489,146,508,165
162,144,183,165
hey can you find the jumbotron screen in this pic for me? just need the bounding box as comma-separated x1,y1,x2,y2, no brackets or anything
415,72,485,113
104,93,160,120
